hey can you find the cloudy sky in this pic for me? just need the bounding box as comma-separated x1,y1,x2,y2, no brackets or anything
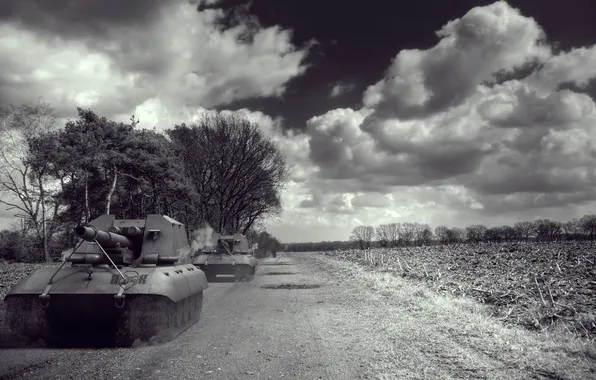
1,0,596,243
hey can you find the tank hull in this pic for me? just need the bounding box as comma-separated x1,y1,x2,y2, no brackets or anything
3,264,208,347
193,254,258,282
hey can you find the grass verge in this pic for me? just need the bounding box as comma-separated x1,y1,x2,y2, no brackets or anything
298,251,596,380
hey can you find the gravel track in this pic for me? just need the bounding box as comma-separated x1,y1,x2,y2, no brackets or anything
0,256,375,379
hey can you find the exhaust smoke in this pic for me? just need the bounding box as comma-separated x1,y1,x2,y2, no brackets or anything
190,223,215,254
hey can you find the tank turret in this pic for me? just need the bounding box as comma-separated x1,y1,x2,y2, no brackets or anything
65,214,190,267
193,232,258,282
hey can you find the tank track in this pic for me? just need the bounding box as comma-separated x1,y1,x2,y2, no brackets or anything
4,292,203,348
200,264,255,282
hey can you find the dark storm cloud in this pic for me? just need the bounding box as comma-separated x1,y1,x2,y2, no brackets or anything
0,0,264,51
0,79,41,108
468,169,596,196
0,0,311,124
0,0,177,39
0,1,247,82
0,0,182,94
478,190,596,213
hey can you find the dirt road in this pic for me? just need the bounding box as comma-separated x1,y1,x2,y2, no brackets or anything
0,253,594,380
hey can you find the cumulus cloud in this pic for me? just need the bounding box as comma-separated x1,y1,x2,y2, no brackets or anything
362,1,552,120
295,0,596,240
526,46,596,91
350,193,391,208
0,0,311,118
299,188,355,215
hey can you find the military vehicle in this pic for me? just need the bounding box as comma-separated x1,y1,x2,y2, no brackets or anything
193,232,258,282
3,214,209,348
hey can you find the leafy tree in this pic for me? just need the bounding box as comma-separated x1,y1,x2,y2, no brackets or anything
253,230,282,258
245,226,260,249
111,128,195,223
484,227,498,243
27,108,194,239
0,229,23,261
27,108,137,225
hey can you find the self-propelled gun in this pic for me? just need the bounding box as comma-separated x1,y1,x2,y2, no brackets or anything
3,214,209,347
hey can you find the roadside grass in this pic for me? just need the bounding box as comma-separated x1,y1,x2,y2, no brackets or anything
0,262,61,347
300,252,596,380
326,243,596,341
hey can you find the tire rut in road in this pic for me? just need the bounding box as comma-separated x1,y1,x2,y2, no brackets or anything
0,359,56,380
127,283,251,379
261,284,321,290
259,263,293,266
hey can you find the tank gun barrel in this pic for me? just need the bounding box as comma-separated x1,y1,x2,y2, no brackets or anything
74,225,133,248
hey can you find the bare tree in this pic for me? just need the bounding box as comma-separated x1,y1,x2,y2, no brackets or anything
564,218,582,240
167,113,289,234
412,222,433,246
435,226,450,244
513,221,534,241
450,227,465,243
466,224,487,243
350,225,374,250
534,219,563,242
376,224,391,247
499,225,517,242
579,215,596,241
399,222,416,246
0,102,60,261
386,222,400,247
418,224,434,245
484,227,499,243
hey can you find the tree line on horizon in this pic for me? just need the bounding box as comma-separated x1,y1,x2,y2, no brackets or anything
284,215,596,252
0,102,285,262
